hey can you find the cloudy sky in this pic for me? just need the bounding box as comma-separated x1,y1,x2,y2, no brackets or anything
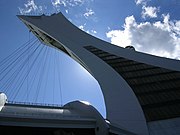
17,0,180,59
0,0,179,117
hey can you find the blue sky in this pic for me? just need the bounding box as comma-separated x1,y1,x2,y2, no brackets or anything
0,0,179,117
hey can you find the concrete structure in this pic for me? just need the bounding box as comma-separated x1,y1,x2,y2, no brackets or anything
0,93,7,111
0,101,135,135
0,101,107,135
1,12,179,135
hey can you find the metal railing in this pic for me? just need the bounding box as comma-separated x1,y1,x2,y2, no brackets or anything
7,100,63,107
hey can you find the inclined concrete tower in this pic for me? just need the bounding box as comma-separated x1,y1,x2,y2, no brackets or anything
18,13,180,135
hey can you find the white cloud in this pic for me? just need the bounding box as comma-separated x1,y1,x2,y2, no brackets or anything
79,25,85,31
51,0,96,22
91,30,97,34
51,0,84,8
51,0,66,10
18,0,46,14
19,0,38,14
142,6,158,19
135,0,159,19
78,25,97,35
24,0,38,10
135,0,149,5
107,27,111,30
69,0,84,6
84,8,95,18
78,23,87,31
65,9,69,14
106,14,180,59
